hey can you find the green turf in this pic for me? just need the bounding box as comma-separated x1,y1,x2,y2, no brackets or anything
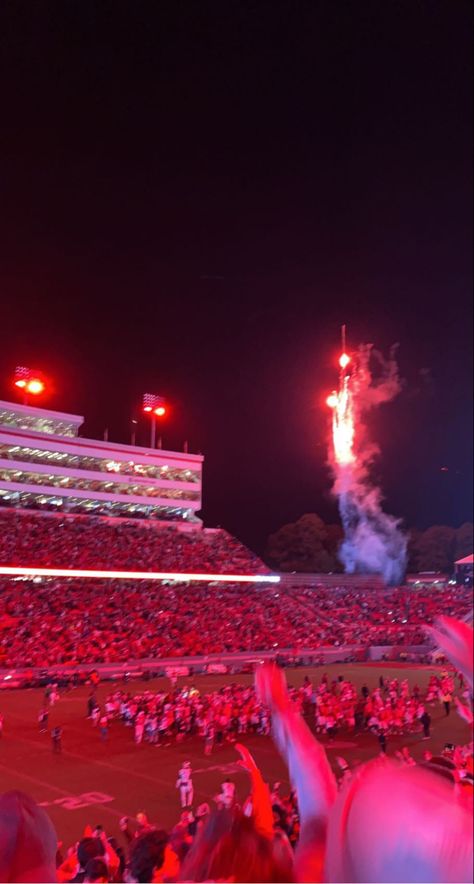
0,664,469,850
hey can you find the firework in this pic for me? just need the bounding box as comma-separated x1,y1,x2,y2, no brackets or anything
327,328,407,585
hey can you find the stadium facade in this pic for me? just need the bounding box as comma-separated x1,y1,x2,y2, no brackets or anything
0,399,203,525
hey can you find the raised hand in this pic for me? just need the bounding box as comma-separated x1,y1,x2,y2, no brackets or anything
235,742,259,774
454,695,473,726
426,616,473,691
254,662,289,711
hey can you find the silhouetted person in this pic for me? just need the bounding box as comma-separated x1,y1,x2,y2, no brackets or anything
51,725,62,754
421,710,431,739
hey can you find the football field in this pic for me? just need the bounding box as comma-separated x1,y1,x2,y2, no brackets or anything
0,663,469,850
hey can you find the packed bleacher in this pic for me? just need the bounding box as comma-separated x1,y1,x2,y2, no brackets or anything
0,506,473,881
0,510,472,671
0,509,266,574
0,577,472,670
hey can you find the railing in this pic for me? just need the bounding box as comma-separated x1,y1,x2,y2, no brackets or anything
0,641,435,689
277,572,385,589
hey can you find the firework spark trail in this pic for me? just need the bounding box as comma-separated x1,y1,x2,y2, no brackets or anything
327,334,407,585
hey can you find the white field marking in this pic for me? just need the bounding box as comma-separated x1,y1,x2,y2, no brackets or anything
38,791,114,810
2,728,213,803
192,763,242,775
0,761,125,819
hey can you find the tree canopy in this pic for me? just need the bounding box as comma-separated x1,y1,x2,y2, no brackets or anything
265,514,343,573
266,515,473,575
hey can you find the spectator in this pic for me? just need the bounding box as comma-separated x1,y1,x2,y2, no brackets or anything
83,858,108,883
0,790,58,883
127,829,178,883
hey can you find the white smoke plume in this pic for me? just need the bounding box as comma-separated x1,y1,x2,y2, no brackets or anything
331,343,407,585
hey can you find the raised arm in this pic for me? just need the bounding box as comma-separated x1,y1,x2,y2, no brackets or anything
235,742,273,839
255,663,337,882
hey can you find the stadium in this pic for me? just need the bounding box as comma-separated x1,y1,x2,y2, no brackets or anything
0,394,472,882
1,4,472,881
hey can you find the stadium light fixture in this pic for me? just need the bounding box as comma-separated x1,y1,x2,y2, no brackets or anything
0,566,280,584
142,393,167,448
13,367,47,403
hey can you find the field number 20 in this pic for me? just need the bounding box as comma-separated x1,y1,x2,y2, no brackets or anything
50,792,114,810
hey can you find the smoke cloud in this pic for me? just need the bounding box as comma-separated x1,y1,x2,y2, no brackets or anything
331,344,407,585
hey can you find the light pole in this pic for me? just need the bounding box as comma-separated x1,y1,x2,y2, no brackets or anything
142,393,167,448
13,366,47,405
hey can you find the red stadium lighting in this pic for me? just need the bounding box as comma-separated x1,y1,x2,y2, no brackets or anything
142,392,167,447
327,393,338,408
13,366,47,402
26,378,45,395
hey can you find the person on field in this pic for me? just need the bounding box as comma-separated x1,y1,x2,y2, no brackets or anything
51,725,62,754
421,709,431,739
176,761,194,809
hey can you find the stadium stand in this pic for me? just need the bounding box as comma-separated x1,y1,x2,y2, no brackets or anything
0,509,471,669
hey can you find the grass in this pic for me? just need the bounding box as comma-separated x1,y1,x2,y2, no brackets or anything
0,663,469,850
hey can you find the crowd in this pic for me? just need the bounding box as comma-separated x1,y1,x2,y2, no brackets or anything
2,620,473,883
0,510,266,574
0,509,472,673
0,575,471,670
7,726,472,883
3,754,302,883
89,683,273,749
76,666,469,757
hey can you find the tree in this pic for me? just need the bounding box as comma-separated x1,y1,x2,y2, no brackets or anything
455,523,474,561
407,528,423,573
413,525,456,573
265,513,343,573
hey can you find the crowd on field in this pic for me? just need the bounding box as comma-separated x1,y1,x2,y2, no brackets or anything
2,655,472,882
82,668,468,753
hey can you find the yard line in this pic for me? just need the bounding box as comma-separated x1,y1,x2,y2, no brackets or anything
2,729,213,803
0,760,125,819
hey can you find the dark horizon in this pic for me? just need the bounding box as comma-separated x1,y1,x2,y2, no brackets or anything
1,2,472,556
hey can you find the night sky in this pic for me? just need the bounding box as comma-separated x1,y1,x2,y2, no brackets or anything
1,2,472,556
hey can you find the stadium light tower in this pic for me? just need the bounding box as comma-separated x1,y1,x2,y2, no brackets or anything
13,366,47,404
142,393,167,448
